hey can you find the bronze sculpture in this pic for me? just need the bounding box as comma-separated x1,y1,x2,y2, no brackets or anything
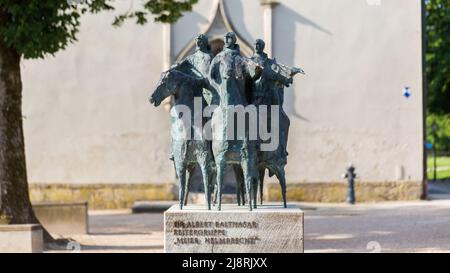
150,35,215,210
250,39,304,208
150,32,304,211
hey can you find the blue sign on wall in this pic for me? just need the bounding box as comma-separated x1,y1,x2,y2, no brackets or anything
403,87,411,98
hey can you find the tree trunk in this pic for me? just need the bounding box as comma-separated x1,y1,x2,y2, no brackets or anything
0,39,37,225
0,39,64,247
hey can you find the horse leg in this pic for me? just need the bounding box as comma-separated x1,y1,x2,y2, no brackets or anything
199,161,212,211
176,165,187,210
233,165,244,206
241,177,246,206
253,179,258,209
210,165,217,207
276,169,288,208
241,160,253,211
259,168,265,205
212,181,218,206
234,166,241,206
183,164,196,206
216,157,226,211
211,165,219,206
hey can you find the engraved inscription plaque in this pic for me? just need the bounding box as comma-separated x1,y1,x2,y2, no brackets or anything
164,204,304,253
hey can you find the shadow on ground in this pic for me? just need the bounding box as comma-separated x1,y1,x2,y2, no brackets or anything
428,180,450,200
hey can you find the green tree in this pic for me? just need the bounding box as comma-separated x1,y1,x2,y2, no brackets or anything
426,0,450,114
0,0,197,245
427,113,450,152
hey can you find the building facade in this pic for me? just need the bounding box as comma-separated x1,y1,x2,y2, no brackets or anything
22,0,425,208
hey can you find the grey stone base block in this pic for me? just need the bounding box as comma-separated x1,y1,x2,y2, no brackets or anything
33,202,88,235
132,201,177,213
0,224,43,253
164,204,304,253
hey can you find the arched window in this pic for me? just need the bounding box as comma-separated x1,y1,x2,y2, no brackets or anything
175,0,253,62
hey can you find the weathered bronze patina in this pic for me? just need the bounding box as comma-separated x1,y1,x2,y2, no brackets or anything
150,33,304,211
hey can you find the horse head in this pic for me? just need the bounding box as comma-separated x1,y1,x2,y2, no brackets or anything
151,69,193,107
270,59,294,87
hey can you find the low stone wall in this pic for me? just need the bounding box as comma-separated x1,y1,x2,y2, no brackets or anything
30,183,177,210
0,224,43,253
33,202,89,235
266,181,424,203
29,181,424,210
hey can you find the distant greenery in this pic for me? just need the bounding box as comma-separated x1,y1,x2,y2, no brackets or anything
426,0,450,114
425,0,450,169
426,114,450,151
427,156,450,180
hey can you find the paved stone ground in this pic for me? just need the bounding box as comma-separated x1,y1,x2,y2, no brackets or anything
304,200,450,253
428,180,450,200
52,201,450,253
51,182,450,253
55,210,164,253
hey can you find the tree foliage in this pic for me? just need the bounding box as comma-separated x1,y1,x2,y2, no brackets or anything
426,0,450,114
0,0,196,233
0,0,198,59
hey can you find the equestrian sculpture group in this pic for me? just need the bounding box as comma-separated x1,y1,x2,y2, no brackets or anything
150,32,304,211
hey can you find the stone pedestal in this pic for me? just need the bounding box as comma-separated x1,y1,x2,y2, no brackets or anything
0,224,44,253
33,202,88,235
164,204,304,253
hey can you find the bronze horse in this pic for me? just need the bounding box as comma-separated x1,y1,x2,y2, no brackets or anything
150,68,215,210
208,46,260,211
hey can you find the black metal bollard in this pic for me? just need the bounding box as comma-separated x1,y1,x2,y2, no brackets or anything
343,164,357,205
